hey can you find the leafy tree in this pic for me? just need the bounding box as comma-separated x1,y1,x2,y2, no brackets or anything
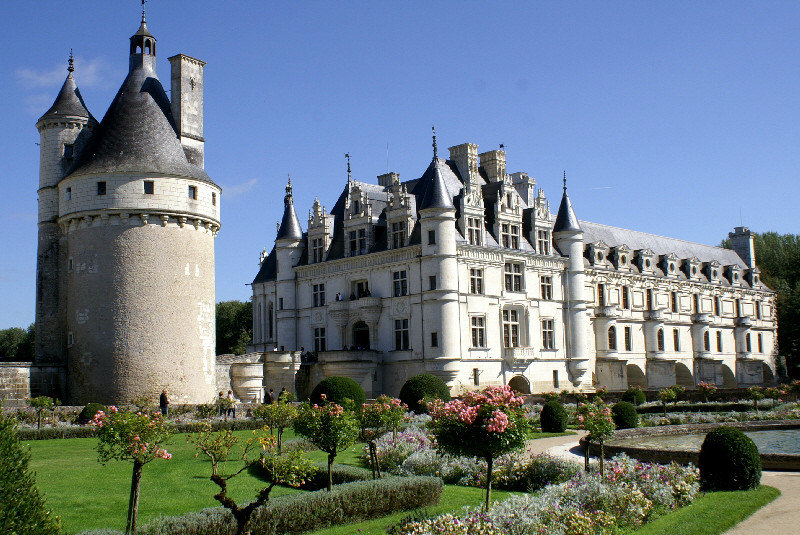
697,381,718,403
0,413,61,535
92,407,173,534
657,387,677,415
188,423,314,535
252,400,298,453
0,324,34,361
358,395,408,478
428,385,530,509
576,401,616,475
748,386,765,411
216,300,253,355
293,401,360,491
27,396,55,430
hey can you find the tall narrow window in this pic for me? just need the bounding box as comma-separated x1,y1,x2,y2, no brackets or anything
63,143,74,159
312,238,324,263
657,329,664,352
673,328,680,351
598,284,606,306
278,297,284,310
735,299,742,317
394,319,410,350
467,217,482,246
504,262,523,292
392,270,408,297
428,275,437,291
428,230,436,245
430,332,438,347
622,286,630,310
97,181,107,195
758,333,763,353
348,231,357,256
537,230,551,255
552,370,559,388
608,326,617,350
357,229,367,254
66,187,72,200
693,294,700,314
703,330,710,351
312,283,326,307
745,332,751,353
143,180,154,194
540,276,553,300
624,326,632,351
542,319,555,350
469,268,484,295
670,292,678,313
314,328,326,352
717,331,723,352
473,368,480,386
714,297,721,316
502,309,520,348
471,316,486,348
391,221,406,248
267,305,273,339
646,289,654,310
188,185,197,199
755,300,762,319
212,192,217,206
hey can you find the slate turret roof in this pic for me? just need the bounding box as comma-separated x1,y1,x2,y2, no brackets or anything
276,181,303,241
38,72,94,125
417,158,456,211
553,189,581,233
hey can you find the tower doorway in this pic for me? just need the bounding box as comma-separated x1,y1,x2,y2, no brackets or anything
352,321,370,350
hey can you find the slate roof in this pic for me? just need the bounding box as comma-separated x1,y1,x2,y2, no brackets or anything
252,247,277,284
416,158,456,211
65,54,212,183
553,190,581,233
276,198,303,240
38,74,94,124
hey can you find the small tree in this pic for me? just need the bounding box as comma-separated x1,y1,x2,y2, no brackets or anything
93,407,173,534
748,386,765,411
573,391,589,409
293,400,360,491
359,395,408,478
28,396,55,430
130,395,153,414
671,384,687,401
252,400,298,453
657,387,677,415
593,386,608,403
188,423,314,535
697,381,718,403
764,387,782,409
428,385,530,509
576,401,616,475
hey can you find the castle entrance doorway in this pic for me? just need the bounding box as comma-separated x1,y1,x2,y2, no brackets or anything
508,375,530,395
352,321,370,350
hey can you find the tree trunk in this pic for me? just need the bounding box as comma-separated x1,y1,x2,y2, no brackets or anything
277,428,283,454
327,452,335,491
599,438,605,476
484,456,493,510
584,438,590,472
37,411,42,430
125,460,143,534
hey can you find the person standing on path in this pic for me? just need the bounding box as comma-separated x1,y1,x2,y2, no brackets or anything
159,389,169,417
265,388,274,404
227,390,237,418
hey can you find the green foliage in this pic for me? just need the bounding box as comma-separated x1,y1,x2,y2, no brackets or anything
310,376,366,406
195,404,218,420
697,382,718,403
0,413,61,535
699,426,762,491
657,387,678,414
252,401,298,452
28,396,56,430
493,453,581,492
78,403,108,425
621,386,647,405
611,401,639,429
294,462,373,490
540,401,568,433
399,374,451,413
215,300,253,356
0,324,35,361
576,401,616,439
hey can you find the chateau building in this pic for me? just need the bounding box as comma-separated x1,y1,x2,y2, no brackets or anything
24,12,220,404
250,136,777,398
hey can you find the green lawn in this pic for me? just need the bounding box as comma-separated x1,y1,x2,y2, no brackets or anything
629,485,781,535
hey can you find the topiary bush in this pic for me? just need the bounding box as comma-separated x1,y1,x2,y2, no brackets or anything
310,376,366,406
699,426,761,491
399,374,451,413
621,387,646,406
77,403,107,425
611,401,639,429
539,401,568,433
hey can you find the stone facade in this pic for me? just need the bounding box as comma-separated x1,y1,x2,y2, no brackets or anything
250,142,778,399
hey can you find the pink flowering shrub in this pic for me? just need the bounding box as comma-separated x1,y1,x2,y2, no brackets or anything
697,381,718,402
576,401,616,474
428,385,530,508
359,395,409,477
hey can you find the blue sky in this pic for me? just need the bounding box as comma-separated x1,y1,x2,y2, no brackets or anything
2,1,799,329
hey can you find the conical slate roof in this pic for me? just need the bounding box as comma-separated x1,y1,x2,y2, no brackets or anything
66,56,211,183
276,183,303,240
38,74,94,124
418,157,455,211
553,188,581,233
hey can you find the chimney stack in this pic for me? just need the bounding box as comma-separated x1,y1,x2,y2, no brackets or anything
169,54,206,168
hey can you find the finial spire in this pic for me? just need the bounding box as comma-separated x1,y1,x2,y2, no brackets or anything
345,153,352,183
141,0,147,23
562,170,567,193
285,174,293,198
432,125,438,160
67,49,74,74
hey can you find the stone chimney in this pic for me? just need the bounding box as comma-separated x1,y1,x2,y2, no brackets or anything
448,143,479,183
169,54,206,168
729,226,756,268
479,149,506,182
378,172,400,188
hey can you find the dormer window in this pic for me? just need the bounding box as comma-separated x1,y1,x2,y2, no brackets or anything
536,229,550,255
501,224,519,249
597,251,604,262
467,217,483,246
391,221,406,249
353,200,360,213
64,143,74,159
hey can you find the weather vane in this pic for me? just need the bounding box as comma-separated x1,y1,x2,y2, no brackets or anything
432,125,438,160
68,49,74,73
345,153,352,182
563,170,567,192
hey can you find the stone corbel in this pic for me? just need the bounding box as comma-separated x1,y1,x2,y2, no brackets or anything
140,213,150,225
160,215,170,227
178,216,187,228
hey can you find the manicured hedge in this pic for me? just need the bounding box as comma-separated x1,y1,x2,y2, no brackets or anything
540,401,568,433
611,401,639,429
16,418,268,441
76,476,443,535
621,388,646,406
251,461,372,491
310,376,366,406
699,426,762,491
399,374,451,413
636,402,754,414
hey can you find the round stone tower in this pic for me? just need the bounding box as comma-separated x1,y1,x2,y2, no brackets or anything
53,15,221,404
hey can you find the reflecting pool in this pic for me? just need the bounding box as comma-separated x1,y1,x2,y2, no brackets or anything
607,428,800,455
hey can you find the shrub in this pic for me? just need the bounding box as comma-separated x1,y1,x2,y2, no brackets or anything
611,401,639,429
399,374,451,413
699,426,761,491
494,452,580,492
78,403,107,425
621,387,646,406
540,400,568,433
0,413,61,535
296,462,372,490
310,376,366,406
195,404,217,420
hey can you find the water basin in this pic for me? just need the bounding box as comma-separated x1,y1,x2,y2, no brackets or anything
607,427,800,455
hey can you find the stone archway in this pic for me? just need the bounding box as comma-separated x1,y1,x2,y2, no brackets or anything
675,362,694,388
762,362,775,384
352,321,370,350
626,364,646,388
722,364,737,388
508,375,531,395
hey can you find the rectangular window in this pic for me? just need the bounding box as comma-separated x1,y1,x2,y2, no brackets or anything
624,326,632,351
391,221,406,249
716,331,723,352
64,143,74,159
467,217,482,245
314,327,326,352
501,224,520,249
212,192,217,206
473,368,480,386
758,333,763,353
646,289,654,310
349,231,357,256
504,262,523,292
428,275,437,291
394,319,409,350
68,257,74,271
430,332,438,347
553,370,559,388
393,270,408,297
735,299,742,317
540,275,553,300
598,284,606,306
755,301,762,320
143,180,154,194
673,328,680,351
312,283,326,307
67,331,74,347
657,329,665,351
428,229,436,245
671,292,678,313
745,333,752,353
622,286,630,309
312,238,324,263
693,294,700,314
714,297,721,316
608,327,617,350
469,268,484,295
66,187,72,200
278,297,284,310
542,319,555,350
357,229,367,254
471,316,486,348
188,185,197,199
537,230,550,255
503,309,520,348
97,181,106,195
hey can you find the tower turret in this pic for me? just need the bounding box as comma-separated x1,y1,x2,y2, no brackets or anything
275,178,304,351
34,53,95,372
129,6,157,73
552,175,591,387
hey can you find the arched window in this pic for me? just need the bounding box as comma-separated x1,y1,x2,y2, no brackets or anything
608,326,617,351
267,304,274,340
703,330,710,351
657,329,664,352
